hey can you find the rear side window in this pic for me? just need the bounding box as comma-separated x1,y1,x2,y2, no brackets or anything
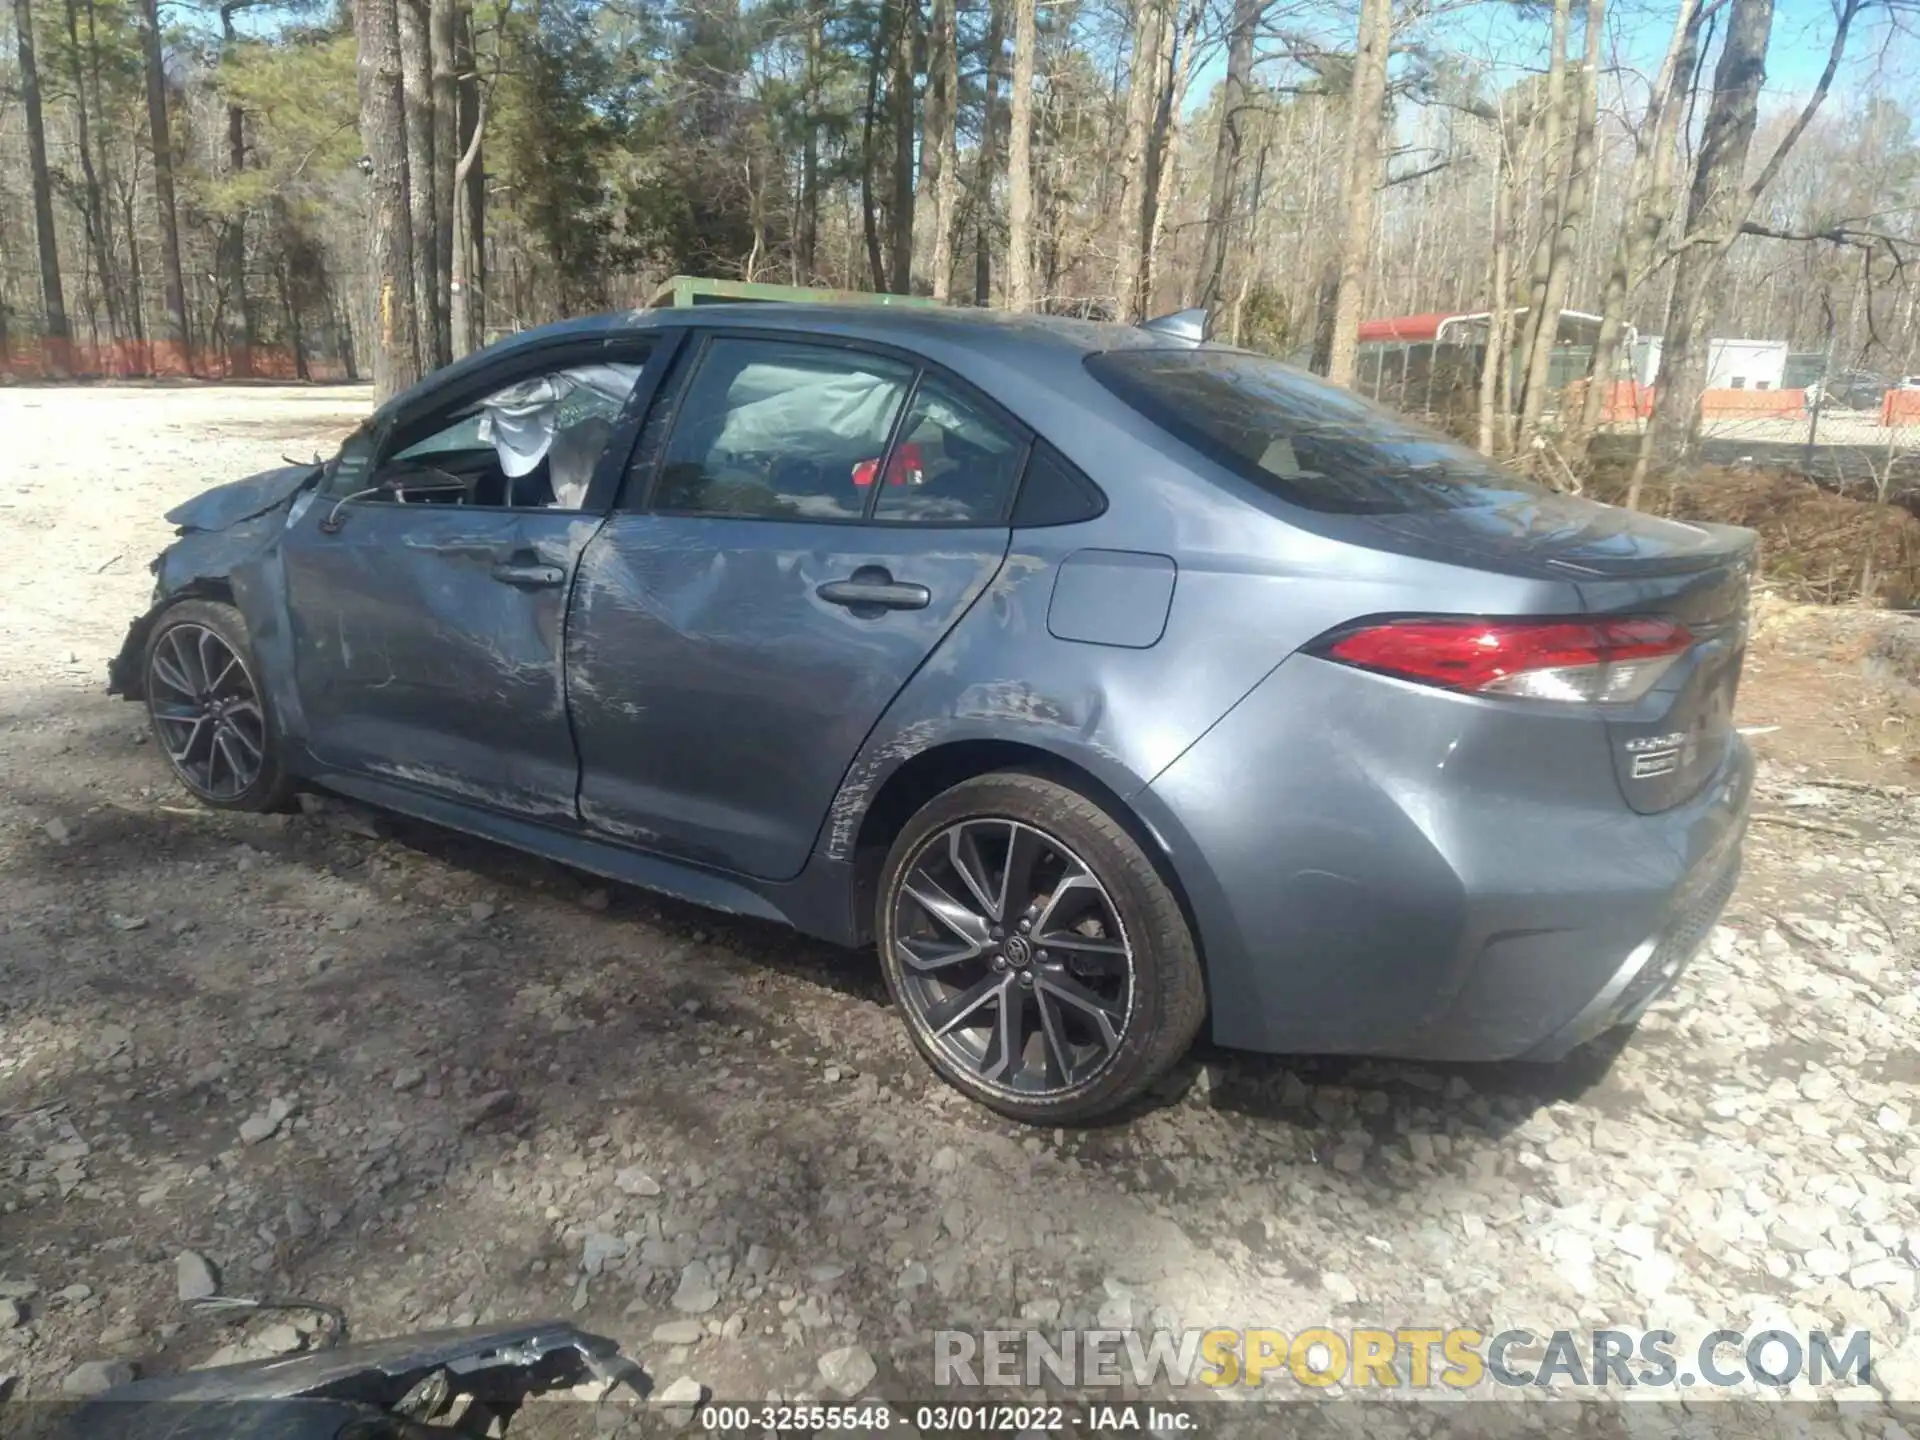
1011,440,1106,527
1085,349,1545,515
654,338,915,519
871,373,1028,525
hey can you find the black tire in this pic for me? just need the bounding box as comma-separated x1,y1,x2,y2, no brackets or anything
876,771,1206,1124
142,598,293,812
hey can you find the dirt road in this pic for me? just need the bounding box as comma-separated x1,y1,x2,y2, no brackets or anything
2,385,1919,1430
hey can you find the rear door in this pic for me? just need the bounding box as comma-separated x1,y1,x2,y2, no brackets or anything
567,332,1029,880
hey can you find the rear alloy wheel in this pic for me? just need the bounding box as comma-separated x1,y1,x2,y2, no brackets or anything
144,599,292,812
878,772,1205,1123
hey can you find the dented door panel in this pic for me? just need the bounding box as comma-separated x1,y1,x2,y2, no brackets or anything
281,501,602,821
568,515,1010,880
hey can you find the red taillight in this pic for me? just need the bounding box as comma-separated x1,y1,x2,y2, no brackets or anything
1322,617,1692,703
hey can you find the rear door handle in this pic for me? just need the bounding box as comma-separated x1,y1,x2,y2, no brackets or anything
817,577,931,611
491,562,566,589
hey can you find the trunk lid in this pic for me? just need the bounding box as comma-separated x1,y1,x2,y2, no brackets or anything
1365,496,1756,814
1573,524,1755,814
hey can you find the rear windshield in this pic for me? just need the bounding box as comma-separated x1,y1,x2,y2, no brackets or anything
1085,349,1545,515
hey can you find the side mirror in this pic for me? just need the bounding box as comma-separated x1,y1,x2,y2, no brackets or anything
318,484,386,534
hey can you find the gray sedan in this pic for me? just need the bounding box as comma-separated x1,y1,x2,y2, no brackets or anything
111,305,1755,1123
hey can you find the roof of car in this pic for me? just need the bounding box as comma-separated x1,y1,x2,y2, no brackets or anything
517,302,1161,354
376,304,1182,424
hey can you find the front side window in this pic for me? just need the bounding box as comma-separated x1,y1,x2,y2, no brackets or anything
653,339,915,519
1086,348,1547,515
870,373,1028,525
376,361,643,510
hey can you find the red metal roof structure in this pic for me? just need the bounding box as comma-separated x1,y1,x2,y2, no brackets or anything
1356,309,1615,346
1356,312,1456,344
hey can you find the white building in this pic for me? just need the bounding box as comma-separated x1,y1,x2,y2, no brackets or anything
1628,337,1790,390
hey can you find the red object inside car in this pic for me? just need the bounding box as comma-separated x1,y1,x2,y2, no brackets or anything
852,441,923,487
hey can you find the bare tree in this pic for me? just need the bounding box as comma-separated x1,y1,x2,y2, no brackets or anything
137,0,190,368
14,0,70,367
218,1,254,374
1510,0,1571,411
1145,0,1201,312
429,0,456,366
1114,0,1164,320
974,0,1006,305
1007,0,1037,309
1195,0,1259,331
1516,0,1604,444
1477,97,1514,456
1570,0,1702,465
449,0,485,357
1643,0,1869,466
397,0,438,370
888,0,917,293
860,9,887,291
924,0,959,299
1325,0,1392,387
356,0,420,400
794,0,824,281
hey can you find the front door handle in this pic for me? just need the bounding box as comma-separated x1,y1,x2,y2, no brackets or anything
817,576,931,611
491,562,566,589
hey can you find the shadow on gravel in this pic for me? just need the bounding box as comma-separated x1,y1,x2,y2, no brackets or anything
0,671,1631,1403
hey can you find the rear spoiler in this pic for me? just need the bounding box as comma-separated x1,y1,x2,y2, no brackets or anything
1138,308,1209,344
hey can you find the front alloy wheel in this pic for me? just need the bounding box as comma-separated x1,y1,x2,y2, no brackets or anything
877,772,1206,1124
143,599,291,812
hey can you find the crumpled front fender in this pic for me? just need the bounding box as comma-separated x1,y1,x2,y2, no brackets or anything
106,469,314,701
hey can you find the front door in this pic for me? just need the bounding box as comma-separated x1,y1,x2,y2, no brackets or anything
282,341,657,821
568,333,1030,879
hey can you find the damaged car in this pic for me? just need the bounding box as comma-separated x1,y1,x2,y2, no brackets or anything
113,306,1756,1123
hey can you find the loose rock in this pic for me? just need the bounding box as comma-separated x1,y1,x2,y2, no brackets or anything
818,1344,877,1398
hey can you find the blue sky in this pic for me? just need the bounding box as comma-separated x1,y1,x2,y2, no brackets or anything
1183,0,1918,123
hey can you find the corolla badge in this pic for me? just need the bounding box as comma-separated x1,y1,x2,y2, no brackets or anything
1625,730,1694,779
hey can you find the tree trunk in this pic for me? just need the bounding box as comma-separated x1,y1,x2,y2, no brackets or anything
1195,0,1258,331
1516,0,1604,446
1114,0,1163,321
449,0,483,357
429,0,456,367
1477,103,1513,457
83,0,131,363
137,0,190,371
1006,0,1037,310
860,12,887,291
219,3,253,376
1325,0,1392,388
398,0,437,368
1644,0,1860,466
356,0,421,402
1570,0,1700,459
16,0,70,366
924,0,959,300
1145,0,1197,312
1644,0,1774,467
795,0,824,283
974,0,1005,305
888,0,918,293
1510,0,1571,415
61,0,122,349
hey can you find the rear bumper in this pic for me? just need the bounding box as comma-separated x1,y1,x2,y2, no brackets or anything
1137,655,1753,1061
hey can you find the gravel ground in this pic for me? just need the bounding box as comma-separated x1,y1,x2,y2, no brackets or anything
3,384,1920,1433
